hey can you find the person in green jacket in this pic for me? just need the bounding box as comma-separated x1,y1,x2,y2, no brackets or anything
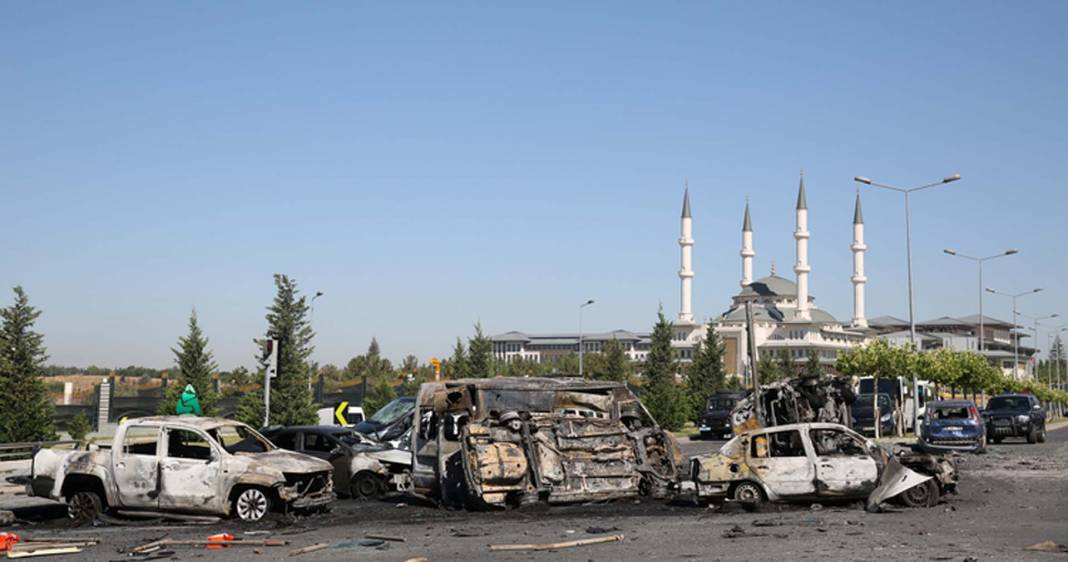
175,384,203,416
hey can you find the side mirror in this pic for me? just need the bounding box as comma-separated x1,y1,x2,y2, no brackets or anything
1033,404,1043,410
329,445,345,459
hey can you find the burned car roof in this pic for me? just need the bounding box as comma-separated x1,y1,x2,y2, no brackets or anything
440,377,628,391
124,416,255,431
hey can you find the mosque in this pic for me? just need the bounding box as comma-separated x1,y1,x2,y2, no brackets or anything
492,175,872,377
672,175,870,376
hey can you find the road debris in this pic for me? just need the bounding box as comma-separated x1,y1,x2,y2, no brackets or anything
288,543,330,556
488,534,625,552
130,537,288,554
365,534,405,542
1024,540,1068,553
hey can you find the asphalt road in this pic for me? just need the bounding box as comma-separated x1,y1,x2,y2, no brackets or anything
6,428,1067,561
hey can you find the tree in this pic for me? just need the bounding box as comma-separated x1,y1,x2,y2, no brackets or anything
803,350,822,378
159,310,219,415
601,338,629,382
580,351,606,379
447,338,468,379
777,350,796,381
223,366,253,386
0,287,57,442
235,385,264,427
67,411,93,441
261,274,317,426
686,325,726,419
467,322,493,377
756,352,781,383
400,354,419,375
641,310,687,431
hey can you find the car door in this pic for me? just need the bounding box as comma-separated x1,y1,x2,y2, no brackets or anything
159,427,224,513
746,428,816,498
809,427,879,498
112,424,161,509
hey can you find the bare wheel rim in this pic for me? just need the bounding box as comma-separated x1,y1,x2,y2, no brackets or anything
904,482,931,505
67,492,99,521
735,483,762,503
353,474,378,498
236,488,269,521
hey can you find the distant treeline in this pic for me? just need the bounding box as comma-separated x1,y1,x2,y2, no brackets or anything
43,365,169,378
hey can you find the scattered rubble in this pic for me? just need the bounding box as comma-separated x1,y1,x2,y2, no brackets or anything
488,533,624,552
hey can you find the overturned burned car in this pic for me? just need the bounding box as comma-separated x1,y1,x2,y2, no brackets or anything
29,417,335,522
402,377,682,508
731,374,856,433
688,422,958,509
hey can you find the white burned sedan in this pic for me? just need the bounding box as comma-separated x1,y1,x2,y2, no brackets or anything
688,422,954,509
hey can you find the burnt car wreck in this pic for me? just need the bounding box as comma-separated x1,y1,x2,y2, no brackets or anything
688,422,958,510
403,378,682,509
730,374,857,433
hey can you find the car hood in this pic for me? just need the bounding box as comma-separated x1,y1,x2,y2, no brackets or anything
701,411,730,420
984,408,1029,416
237,449,333,473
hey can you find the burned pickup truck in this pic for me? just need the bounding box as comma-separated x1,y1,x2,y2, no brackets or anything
402,377,682,508
29,417,335,522
688,422,958,509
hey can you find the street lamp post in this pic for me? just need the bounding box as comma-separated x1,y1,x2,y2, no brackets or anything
986,287,1042,380
854,173,961,433
578,299,595,378
943,249,1018,351
1021,313,1058,381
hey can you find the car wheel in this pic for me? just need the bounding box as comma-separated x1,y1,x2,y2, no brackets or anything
233,487,271,522
1037,429,1046,443
992,436,1003,444
67,490,103,523
899,479,939,508
1027,429,1037,444
730,481,765,507
350,471,383,499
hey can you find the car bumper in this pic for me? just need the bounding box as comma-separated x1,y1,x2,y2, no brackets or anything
698,419,731,436
987,422,1031,437
290,490,336,510
918,437,983,453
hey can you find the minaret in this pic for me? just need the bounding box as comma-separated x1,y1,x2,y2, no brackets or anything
851,191,868,327
794,173,811,320
740,200,754,287
678,184,694,324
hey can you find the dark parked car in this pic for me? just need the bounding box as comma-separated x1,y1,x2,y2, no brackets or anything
354,397,415,443
261,425,410,499
919,400,986,453
852,393,896,437
698,391,746,439
983,394,1047,444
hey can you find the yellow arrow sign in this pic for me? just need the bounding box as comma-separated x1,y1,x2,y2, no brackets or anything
334,401,349,426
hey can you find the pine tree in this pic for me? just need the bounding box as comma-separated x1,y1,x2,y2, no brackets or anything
641,310,687,431
601,338,629,382
159,311,219,415
777,350,796,380
467,322,493,377
235,385,264,427
67,411,93,441
686,324,726,419
261,274,317,426
756,352,781,383
0,287,57,442
447,338,468,379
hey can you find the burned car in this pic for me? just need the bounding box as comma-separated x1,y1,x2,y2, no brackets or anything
730,375,856,434
689,422,957,509
29,417,335,522
262,425,410,499
403,377,682,508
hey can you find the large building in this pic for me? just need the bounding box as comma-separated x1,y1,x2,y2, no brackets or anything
493,175,870,374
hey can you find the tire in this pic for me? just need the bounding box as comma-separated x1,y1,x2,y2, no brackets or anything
233,487,271,522
1027,429,1037,444
992,436,1003,444
729,481,765,507
1037,429,1046,443
898,479,939,508
66,490,103,523
350,471,383,499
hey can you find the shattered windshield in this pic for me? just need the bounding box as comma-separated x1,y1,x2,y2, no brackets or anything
987,397,1030,411
209,425,274,454
930,406,970,420
369,398,415,426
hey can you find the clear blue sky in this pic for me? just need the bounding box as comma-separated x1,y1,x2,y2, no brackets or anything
3,2,1067,370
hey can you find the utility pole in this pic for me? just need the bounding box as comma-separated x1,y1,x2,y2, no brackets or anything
986,288,1042,380
263,338,278,428
578,299,595,377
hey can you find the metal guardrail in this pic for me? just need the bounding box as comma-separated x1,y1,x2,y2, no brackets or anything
0,440,81,462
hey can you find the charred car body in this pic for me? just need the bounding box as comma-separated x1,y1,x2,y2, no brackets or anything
730,375,856,433
29,417,335,522
404,377,682,508
262,425,410,499
688,422,958,509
